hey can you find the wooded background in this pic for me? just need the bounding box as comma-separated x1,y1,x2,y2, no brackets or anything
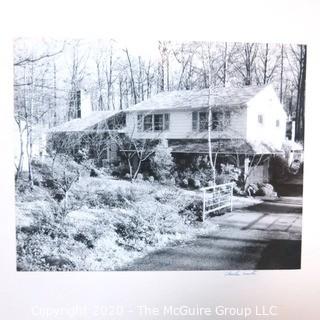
14,39,306,142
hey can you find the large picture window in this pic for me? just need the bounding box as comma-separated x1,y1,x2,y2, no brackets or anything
137,113,170,132
192,110,231,131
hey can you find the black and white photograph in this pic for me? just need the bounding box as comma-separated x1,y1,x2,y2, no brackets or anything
14,38,305,272
3,1,320,319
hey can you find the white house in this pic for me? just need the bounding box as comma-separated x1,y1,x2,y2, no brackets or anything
48,84,288,184
125,85,287,150
123,84,287,184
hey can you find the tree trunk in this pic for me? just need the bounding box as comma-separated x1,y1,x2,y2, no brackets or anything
127,158,133,180
263,44,269,84
294,45,307,141
222,42,228,86
15,121,24,181
124,48,137,104
133,158,142,180
279,44,284,103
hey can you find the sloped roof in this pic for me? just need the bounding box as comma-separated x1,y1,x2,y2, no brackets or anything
170,140,283,155
127,85,269,112
49,111,120,132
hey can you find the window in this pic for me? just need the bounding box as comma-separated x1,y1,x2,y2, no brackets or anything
213,111,231,130
154,114,164,131
137,114,143,132
199,112,208,131
144,115,153,131
211,112,219,130
224,111,231,127
137,113,170,132
276,119,280,127
258,114,264,124
193,110,231,131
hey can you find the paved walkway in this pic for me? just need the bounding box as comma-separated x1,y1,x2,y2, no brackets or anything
121,197,302,271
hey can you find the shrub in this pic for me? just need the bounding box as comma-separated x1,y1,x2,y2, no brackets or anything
150,139,175,182
74,233,94,249
16,162,215,271
16,199,74,271
255,183,277,197
69,182,139,210
179,198,203,222
154,188,177,204
217,163,241,183
113,209,157,251
270,155,290,183
175,163,242,190
111,163,129,178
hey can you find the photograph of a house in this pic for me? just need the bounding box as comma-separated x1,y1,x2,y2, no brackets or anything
14,39,305,271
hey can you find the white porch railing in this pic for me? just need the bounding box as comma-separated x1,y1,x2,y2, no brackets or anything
201,182,234,221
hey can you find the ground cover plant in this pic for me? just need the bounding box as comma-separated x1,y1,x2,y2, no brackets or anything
16,156,221,271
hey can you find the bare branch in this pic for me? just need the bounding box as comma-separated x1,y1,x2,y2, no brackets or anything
14,42,66,67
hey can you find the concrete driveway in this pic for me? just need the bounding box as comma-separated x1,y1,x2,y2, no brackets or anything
121,197,302,271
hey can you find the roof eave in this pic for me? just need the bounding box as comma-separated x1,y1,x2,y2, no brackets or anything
126,103,246,113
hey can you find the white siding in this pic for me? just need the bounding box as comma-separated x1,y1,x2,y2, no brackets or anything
125,109,247,140
246,86,287,149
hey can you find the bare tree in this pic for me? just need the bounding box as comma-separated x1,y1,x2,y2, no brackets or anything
221,42,229,86
234,43,258,86
291,44,307,141
145,59,154,98
213,42,238,87
254,43,279,85
14,45,63,184
124,48,138,104
105,43,116,110
95,56,105,111
67,40,89,120
14,41,65,67
106,113,165,181
158,41,171,91
173,42,199,90
279,44,285,102
108,132,156,181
